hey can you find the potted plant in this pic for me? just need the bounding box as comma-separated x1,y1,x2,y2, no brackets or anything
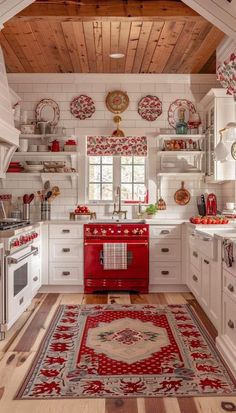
145,204,158,219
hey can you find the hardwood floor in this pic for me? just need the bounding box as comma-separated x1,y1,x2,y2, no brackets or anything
0,292,235,413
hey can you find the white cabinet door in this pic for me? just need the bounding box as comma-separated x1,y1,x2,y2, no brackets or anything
49,239,83,262
150,239,181,262
189,264,201,298
201,257,210,311
49,263,83,285
150,225,181,239
149,261,181,284
49,224,83,239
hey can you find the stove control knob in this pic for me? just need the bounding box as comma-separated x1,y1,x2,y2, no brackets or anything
132,229,137,234
93,229,98,235
124,229,129,234
117,230,121,234
139,230,144,235
111,230,114,234
101,229,107,235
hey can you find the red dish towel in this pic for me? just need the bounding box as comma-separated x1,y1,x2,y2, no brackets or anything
103,243,127,270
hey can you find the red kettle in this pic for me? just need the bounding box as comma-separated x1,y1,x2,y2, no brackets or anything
51,139,60,152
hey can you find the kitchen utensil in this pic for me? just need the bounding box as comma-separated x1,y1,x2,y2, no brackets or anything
174,181,190,206
157,178,166,210
18,139,28,152
197,194,206,216
44,180,51,192
206,193,217,215
23,194,29,204
38,121,49,135
45,191,52,201
28,193,34,204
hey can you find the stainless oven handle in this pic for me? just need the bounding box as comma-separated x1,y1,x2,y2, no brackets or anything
84,242,148,246
8,246,39,264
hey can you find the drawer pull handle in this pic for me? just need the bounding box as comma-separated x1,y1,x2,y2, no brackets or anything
62,271,70,276
62,248,70,252
228,284,234,293
192,274,198,282
33,276,38,282
161,248,169,253
193,251,198,258
228,320,234,329
203,237,211,242
161,270,169,275
204,259,209,264
19,297,24,305
62,229,70,233
160,230,170,235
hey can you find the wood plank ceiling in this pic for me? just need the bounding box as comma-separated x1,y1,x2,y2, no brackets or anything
0,0,225,74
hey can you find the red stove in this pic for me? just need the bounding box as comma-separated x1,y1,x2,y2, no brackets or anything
84,223,149,293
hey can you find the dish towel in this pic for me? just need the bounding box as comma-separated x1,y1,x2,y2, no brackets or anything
223,238,234,267
103,243,127,270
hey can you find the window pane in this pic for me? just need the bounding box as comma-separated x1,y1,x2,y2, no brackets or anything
89,156,101,164
89,184,101,201
121,156,132,165
134,184,146,201
121,165,132,182
102,156,113,164
102,184,113,200
121,184,132,200
134,165,145,182
133,156,145,164
89,165,101,182
102,165,113,182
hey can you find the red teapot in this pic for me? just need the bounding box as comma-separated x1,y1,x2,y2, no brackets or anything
51,139,60,152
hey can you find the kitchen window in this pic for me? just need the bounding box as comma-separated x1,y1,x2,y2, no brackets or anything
88,156,147,202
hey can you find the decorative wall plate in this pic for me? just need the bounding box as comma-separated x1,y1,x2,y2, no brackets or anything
70,95,95,120
138,95,162,121
168,99,196,129
35,98,60,126
231,141,236,160
106,90,129,113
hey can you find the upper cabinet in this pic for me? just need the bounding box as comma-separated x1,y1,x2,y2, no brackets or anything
200,88,236,183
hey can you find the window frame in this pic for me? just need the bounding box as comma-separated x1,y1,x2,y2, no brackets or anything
87,155,148,204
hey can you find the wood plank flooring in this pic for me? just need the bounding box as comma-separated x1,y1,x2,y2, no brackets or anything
0,292,235,413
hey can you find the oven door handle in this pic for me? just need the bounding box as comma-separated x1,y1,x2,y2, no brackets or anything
84,242,148,246
8,246,39,264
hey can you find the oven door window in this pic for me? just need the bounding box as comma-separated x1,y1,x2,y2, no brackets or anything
13,263,28,296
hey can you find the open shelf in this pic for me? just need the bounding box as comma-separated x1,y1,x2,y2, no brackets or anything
158,151,203,156
5,172,78,186
157,172,205,177
157,134,205,139
19,133,67,139
13,151,77,156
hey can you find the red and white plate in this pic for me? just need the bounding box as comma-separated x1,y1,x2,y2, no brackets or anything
70,95,95,120
168,99,196,128
138,95,162,121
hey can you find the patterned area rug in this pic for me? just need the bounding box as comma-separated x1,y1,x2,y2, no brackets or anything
16,304,236,399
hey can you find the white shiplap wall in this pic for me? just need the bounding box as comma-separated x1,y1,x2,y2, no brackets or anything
4,73,228,220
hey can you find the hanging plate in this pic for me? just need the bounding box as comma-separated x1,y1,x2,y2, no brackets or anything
138,95,162,121
35,98,60,126
168,99,196,129
70,95,95,120
106,90,129,114
231,141,236,160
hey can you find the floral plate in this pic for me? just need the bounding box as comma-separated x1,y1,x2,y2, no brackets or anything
138,95,162,121
70,95,95,120
168,99,196,129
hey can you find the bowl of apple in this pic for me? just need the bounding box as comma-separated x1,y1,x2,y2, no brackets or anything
74,205,91,220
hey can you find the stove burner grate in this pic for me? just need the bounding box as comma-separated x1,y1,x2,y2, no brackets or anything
0,220,30,231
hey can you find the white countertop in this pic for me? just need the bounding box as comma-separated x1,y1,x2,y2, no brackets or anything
38,218,188,225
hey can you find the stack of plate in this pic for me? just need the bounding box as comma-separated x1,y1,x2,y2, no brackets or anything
7,162,24,173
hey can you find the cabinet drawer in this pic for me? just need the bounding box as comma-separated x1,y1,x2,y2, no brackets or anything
189,245,201,271
189,264,201,298
150,239,181,261
223,293,236,345
49,224,83,239
149,261,181,284
150,225,181,239
49,239,83,262
49,263,83,285
223,269,236,303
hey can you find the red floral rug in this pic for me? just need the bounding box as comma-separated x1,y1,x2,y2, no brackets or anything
16,304,236,399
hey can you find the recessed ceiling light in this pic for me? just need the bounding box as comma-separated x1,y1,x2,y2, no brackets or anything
109,53,125,59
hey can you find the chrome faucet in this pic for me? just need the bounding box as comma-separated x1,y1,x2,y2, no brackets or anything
112,186,127,220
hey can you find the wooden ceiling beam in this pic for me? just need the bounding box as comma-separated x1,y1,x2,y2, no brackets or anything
13,1,200,21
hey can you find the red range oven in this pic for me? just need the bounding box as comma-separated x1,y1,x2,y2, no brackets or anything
84,223,149,293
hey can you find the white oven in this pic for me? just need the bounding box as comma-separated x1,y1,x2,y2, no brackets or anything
6,244,39,329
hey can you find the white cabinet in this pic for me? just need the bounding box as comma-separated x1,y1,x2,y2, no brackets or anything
187,232,221,329
149,225,182,289
200,88,236,182
48,223,84,286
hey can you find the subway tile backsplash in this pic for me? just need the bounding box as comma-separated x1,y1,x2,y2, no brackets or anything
2,73,234,220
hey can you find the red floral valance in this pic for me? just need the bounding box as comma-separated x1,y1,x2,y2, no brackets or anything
87,136,147,156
